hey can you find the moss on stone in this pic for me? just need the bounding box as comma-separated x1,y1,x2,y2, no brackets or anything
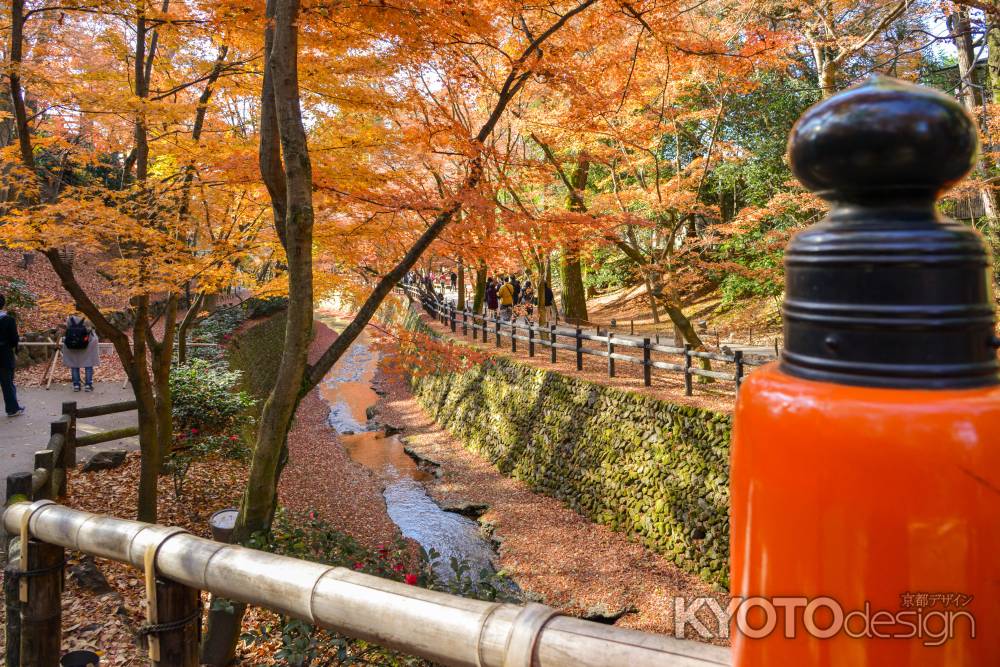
408,350,731,589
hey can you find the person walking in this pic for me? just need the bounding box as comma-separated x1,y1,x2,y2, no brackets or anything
511,275,522,305
62,315,99,392
543,281,558,323
485,278,499,319
498,277,515,321
0,295,24,417
522,280,535,319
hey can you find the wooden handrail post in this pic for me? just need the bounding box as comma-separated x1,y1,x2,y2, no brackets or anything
684,344,694,396
4,542,22,667
607,323,615,378
33,451,55,501
4,473,32,667
550,324,557,363
149,576,201,666
734,350,745,391
50,420,69,497
575,327,583,371
19,539,64,667
61,402,77,467
495,318,500,347
511,321,517,353
6,472,32,505
642,338,652,387
528,324,535,357
450,306,457,333
462,310,468,336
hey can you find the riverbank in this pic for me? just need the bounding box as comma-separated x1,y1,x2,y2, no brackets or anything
276,318,402,552
374,344,728,641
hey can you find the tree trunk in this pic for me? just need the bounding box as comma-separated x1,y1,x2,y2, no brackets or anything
643,275,661,324
560,159,590,323
472,264,487,313
177,292,205,365
457,258,465,309
130,296,161,523
950,7,999,223
560,249,588,323
152,295,178,470
203,1,312,660
815,47,838,99
989,21,1000,104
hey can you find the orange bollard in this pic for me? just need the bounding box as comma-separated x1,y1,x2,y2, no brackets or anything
731,77,1000,666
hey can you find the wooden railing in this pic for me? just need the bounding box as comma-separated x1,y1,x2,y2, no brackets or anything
2,501,732,666
4,400,139,505
405,287,771,395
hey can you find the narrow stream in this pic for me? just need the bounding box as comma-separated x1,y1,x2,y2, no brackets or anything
317,317,498,582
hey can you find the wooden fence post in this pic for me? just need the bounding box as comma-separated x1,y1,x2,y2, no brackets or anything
61,402,77,467
5,472,32,667
575,327,583,371
33,451,54,501
148,577,202,667
642,338,651,387
462,310,468,336
528,324,535,357
19,539,64,667
684,344,694,396
607,327,615,378
6,472,32,505
550,324,557,363
511,321,517,353
495,318,501,347
450,306,456,333
50,420,69,498
473,314,479,341
734,350,745,391
4,541,22,667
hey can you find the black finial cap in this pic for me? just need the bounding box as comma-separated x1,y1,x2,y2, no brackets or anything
781,76,999,389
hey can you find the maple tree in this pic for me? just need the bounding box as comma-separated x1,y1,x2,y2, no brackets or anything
1,0,996,659
1,0,265,522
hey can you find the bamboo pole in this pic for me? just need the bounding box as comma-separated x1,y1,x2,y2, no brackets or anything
4,502,730,667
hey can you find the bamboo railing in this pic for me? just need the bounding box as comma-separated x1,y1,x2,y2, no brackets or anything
2,501,731,666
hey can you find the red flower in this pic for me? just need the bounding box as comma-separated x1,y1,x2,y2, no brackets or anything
404,574,418,586
308,511,316,519
393,563,404,572
190,428,198,434
353,562,364,570
230,435,239,441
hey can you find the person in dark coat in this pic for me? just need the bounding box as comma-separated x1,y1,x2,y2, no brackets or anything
0,295,24,417
485,278,499,317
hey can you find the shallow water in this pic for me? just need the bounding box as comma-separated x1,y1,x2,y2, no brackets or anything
317,320,497,580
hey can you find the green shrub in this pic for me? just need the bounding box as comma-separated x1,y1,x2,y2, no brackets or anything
240,509,429,667
169,359,254,432
0,275,36,315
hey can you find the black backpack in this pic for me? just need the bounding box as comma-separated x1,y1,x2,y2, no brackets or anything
65,319,90,350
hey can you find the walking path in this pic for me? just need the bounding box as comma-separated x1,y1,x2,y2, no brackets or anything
0,383,137,484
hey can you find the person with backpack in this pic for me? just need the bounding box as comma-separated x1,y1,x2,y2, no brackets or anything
498,278,515,321
62,315,99,392
0,295,24,417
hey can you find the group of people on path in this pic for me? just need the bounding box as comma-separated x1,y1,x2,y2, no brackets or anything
402,268,558,324
0,294,101,418
485,275,557,323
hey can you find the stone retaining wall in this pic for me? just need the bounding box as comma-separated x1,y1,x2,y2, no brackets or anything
409,350,731,589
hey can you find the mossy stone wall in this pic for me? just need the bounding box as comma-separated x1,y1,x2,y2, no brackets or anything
410,357,731,588
228,310,288,399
